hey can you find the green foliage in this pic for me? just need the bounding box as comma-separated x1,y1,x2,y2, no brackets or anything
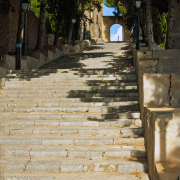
29,0,40,17
152,7,167,47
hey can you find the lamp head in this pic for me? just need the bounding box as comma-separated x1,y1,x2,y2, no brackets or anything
99,23,101,26
21,0,30,12
72,19,76,24
135,0,141,8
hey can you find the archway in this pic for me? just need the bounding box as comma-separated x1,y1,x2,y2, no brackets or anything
110,24,124,41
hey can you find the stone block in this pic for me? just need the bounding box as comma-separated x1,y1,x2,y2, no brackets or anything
60,165,83,172
30,148,67,157
35,121,59,126
4,138,42,145
4,54,16,70
10,129,33,135
60,121,82,126
104,151,131,158
26,161,60,171
52,129,78,135
120,128,143,135
82,121,99,127
98,129,119,136
6,160,29,171
84,164,117,172
5,148,31,157
170,74,180,107
42,138,73,145
118,163,148,172
33,129,52,135
131,150,147,157
143,74,170,106
114,138,144,146
79,129,97,135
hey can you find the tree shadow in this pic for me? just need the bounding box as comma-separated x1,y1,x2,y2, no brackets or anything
1,42,149,176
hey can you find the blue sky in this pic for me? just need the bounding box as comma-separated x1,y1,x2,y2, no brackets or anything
103,2,123,41
103,3,116,16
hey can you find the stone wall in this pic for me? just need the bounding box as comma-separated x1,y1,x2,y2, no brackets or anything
0,39,96,77
132,44,180,179
0,0,39,54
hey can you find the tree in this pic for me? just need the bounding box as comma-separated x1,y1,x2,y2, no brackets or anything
36,0,46,49
146,0,155,50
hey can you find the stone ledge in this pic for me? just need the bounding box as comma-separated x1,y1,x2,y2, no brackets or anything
0,39,96,82
143,107,180,180
156,163,180,180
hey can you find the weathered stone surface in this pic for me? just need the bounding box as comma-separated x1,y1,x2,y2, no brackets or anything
6,177,54,180
143,74,170,106
60,165,83,172
30,148,67,157
26,161,61,171
6,160,29,171
118,163,148,172
5,148,31,157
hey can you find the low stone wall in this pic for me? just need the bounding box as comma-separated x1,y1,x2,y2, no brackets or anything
0,39,96,77
143,107,180,180
131,44,180,180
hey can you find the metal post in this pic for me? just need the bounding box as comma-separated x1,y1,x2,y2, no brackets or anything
16,43,22,70
99,26,100,38
22,12,27,55
73,23,75,46
136,8,141,50
89,23,91,40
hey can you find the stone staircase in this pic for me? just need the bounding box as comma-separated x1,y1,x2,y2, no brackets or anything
0,67,149,179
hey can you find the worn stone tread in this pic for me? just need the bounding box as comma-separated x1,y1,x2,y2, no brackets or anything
4,172,149,180
4,157,148,172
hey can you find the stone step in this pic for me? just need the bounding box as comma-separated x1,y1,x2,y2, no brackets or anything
1,119,142,128
4,145,146,158
3,86,137,91
0,105,140,113
4,81,137,86
0,111,140,120
0,97,139,103
1,89,138,95
0,92,138,99
2,126,143,136
6,68,136,75
0,136,144,146
5,73,136,78
0,101,139,108
4,76,137,82
4,172,149,180
5,157,148,172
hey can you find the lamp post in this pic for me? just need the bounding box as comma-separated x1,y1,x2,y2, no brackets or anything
72,19,76,46
98,23,101,38
135,0,141,50
89,21,91,40
22,0,30,56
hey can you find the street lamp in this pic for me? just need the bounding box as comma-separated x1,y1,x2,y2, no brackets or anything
72,19,76,46
89,21,91,40
21,0,30,56
98,23,101,38
135,0,141,50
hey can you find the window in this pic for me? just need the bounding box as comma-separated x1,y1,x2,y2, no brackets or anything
91,12,94,18
96,14,98,23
